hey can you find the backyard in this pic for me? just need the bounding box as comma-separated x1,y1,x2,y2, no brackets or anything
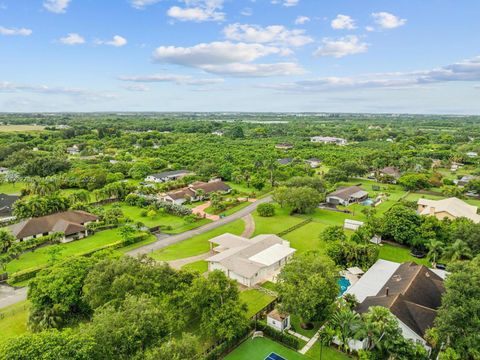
240,289,275,318
0,301,30,346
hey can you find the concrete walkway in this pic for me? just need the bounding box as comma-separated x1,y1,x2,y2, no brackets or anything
241,213,255,238
167,252,210,270
299,329,320,355
127,196,273,257
0,285,28,310
287,330,310,342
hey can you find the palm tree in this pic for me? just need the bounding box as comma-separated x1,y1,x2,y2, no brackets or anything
427,239,444,266
317,325,335,360
444,239,472,261
330,307,361,353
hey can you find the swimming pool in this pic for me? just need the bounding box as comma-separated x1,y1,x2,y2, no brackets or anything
338,277,351,296
361,199,374,206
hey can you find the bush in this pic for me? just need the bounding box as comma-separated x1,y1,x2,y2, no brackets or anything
255,321,300,350
257,203,275,217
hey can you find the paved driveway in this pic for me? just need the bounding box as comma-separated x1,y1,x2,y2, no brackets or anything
127,196,272,256
0,284,27,310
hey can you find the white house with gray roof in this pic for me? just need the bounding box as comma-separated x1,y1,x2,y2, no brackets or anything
206,233,296,287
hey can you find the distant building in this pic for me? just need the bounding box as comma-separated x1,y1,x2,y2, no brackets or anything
145,170,193,183
9,210,98,243
326,186,368,206
211,130,224,136
377,166,401,183
277,158,293,165
455,175,478,187
305,158,321,168
466,152,478,158
275,143,294,150
310,136,348,145
0,193,20,218
344,219,364,231
417,197,480,223
206,233,296,287
66,145,80,155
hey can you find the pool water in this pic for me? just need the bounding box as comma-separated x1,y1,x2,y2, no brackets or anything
361,199,374,206
338,277,351,296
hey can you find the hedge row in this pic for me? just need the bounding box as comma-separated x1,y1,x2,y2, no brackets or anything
255,320,301,350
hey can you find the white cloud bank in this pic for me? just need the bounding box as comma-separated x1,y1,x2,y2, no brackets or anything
0,26,32,36
119,73,224,86
331,14,356,30
43,0,71,13
314,35,368,58
59,33,85,45
168,0,225,22
372,12,406,29
96,35,127,47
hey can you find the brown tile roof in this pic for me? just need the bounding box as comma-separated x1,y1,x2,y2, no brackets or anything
9,210,98,239
190,181,231,194
380,166,401,178
328,186,367,201
356,262,445,338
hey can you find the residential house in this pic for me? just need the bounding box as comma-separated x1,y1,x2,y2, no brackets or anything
144,169,193,183
277,158,293,165
346,260,446,351
267,309,291,332
66,145,80,155
326,186,368,206
275,143,294,150
417,197,480,223
206,233,296,287
455,175,478,187
377,166,401,183
9,210,98,243
310,136,348,145
450,162,464,172
0,194,20,219
305,158,321,168
211,130,224,136
160,180,231,205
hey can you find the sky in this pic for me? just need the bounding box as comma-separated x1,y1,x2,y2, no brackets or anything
0,0,479,114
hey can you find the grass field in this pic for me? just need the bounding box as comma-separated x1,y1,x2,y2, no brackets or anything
306,341,352,360
182,260,208,273
0,125,45,132
225,337,306,360
6,228,155,275
379,243,429,266
253,206,305,236
0,182,25,194
0,301,30,346
149,219,245,261
240,289,275,318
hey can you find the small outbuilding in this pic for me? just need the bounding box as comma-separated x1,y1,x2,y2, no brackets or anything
267,309,291,332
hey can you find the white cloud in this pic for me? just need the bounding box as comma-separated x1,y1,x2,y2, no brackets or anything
331,14,356,30
152,41,303,77
119,73,224,85
223,23,313,47
43,0,71,14
371,12,406,29
59,33,85,45
314,36,368,58
167,0,225,22
241,7,253,16
365,26,375,32
0,26,32,36
130,0,161,9
123,84,150,92
261,56,480,92
271,0,298,7
295,16,310,25
96,35,127,47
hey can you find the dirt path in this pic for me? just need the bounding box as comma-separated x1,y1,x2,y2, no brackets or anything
241,213,255,238
191,201,220,221
167,252,210,270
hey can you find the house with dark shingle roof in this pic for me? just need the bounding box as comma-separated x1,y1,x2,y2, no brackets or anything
8,210,98,243
346,260,446,350
326,186,368,206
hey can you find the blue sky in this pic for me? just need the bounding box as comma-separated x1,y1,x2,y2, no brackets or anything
1,0,479,113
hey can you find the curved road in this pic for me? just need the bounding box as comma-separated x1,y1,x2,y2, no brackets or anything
127,196,272,256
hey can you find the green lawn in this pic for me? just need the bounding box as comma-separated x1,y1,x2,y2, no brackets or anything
149,219,245,261
225,337,306,360
182,260,208,273
260,281,277,292
0,182,25,194
227,182,271,197
6,228,136,274
0,301,30,345
283,222,329,255
253,206,305,236
103,203,211,232
379,243,429,266
306,341,352,360
289,314,321,338
240,289,275,318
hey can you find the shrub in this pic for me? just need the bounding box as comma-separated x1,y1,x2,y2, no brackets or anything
255,321,300,350
257,203,275,217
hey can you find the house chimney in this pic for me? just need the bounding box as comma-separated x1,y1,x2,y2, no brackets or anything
385,287,389,296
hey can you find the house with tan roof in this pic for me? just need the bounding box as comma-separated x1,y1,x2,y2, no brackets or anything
160,180,231,205
346,260,446,350
206,233,296,287
417,197,480,223
8,210,98,243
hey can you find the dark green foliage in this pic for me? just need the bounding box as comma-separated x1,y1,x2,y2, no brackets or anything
326,241,379,269
257,203,275,217
381,204,421,245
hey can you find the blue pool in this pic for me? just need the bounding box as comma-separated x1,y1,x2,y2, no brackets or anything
338,277,351,296
361,199,374,206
